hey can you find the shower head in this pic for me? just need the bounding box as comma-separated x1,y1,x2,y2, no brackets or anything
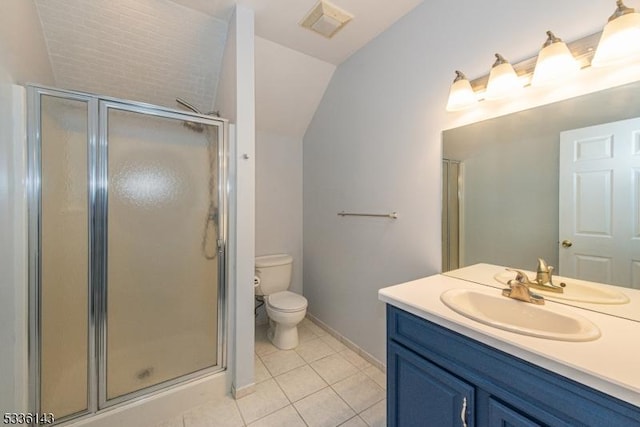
176,98,205,133
175,98,220,133
176,98,220,117
176,98,202,115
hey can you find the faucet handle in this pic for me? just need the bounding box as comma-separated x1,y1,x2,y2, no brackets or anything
505,268,532,284
502,274,545,305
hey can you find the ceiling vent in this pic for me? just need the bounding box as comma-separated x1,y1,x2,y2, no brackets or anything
299,0,353,39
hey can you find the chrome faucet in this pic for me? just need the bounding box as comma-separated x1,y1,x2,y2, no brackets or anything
502,272,545,305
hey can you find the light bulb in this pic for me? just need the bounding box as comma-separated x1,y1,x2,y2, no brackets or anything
592,0,640,67
446,71,477,111
485,54,522,100
532,31,580,86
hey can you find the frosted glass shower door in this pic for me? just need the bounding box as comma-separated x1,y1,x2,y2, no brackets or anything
37,94,91,419
102,104,221,401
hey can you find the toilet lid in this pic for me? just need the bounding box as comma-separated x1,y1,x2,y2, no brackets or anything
268,291,307,312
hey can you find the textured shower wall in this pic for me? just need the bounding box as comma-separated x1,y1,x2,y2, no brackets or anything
35,0,228,112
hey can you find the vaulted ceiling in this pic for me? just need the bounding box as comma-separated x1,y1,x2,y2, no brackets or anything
35,0,228,113
33,0,424,137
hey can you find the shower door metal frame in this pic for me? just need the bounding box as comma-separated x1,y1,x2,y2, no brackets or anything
27,85,228,423
96,99,228,409
27,86,99,424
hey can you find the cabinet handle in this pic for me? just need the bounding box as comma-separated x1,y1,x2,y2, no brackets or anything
460,397,468,427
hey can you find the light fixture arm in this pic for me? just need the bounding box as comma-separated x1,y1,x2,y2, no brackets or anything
453,70,467,82
492,53,509,67
609,0,635,21
542,30,562,47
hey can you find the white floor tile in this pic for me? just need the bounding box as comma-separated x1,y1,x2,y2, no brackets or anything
254,355,271,383
339,416,368,427
247,405,306,427
298,323,319,343
295,338,336,363
359,399,386,427
275,365,328,402
320,334,348,352
249,321,387,427
294,387,355,427
154,416,184,427
260,350,306,377
310,353,359,385
182,396,244,427
255,326,279,357
301,318,328,336
332,372,385,413
339,349,372,371
362,365,386,390
236,378,290,424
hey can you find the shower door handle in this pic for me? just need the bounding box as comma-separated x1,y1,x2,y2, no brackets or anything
217,239,225,254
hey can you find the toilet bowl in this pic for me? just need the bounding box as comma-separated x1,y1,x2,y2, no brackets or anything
265,291,307,349
255,254,308,350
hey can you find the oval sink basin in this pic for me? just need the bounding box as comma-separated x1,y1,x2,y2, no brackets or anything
493,271,629,305
440,288,601,342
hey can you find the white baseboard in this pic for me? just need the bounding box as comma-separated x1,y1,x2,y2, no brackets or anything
231,382,255,399
305,313,386,373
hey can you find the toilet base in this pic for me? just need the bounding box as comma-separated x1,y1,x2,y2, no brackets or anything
268,320,299,350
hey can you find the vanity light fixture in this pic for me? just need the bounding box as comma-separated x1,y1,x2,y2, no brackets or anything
485,54,523,100
446,71,478,111
592,0,640,67
531,31,580,87
445,0,640,111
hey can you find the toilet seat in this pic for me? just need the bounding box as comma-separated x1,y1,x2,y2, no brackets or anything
267,291,307,313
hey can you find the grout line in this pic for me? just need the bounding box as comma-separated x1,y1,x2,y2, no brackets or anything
234,398,248,426
242,378,292,426
304,313,386,373
270,369,319,427
252,321,385,427
327,370,385,418
340,415,365,427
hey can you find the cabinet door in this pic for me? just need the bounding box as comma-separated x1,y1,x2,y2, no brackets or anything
388,341,474,427
488,398,541,427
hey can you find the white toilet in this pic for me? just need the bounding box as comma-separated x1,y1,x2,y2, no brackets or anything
255,254,307,350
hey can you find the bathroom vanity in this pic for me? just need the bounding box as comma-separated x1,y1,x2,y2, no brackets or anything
379,274,640,427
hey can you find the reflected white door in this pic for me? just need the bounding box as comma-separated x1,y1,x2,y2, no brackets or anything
559,117,640,288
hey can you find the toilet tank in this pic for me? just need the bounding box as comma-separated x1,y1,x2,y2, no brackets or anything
255,254,293,296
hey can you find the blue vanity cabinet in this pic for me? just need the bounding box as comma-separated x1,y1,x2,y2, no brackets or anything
389,340,474,426
386,305,640,427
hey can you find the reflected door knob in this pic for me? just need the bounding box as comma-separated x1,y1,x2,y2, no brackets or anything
561,239,573,248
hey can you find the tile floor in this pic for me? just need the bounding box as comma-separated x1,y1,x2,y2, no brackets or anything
156,318,387,427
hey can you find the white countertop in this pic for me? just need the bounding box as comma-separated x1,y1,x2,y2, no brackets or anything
444,263,640,321
378,274,640,407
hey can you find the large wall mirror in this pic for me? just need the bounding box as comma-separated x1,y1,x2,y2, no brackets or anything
442,79,640,322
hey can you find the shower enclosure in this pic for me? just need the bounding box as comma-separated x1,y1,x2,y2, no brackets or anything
27,86,227,424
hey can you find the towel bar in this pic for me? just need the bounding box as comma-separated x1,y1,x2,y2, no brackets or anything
338,211,398,219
